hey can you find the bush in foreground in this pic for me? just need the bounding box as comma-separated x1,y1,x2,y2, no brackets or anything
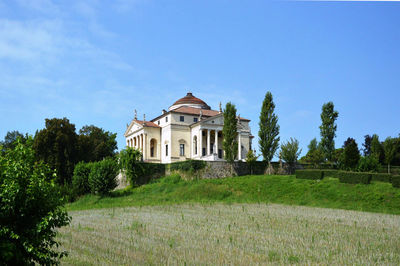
89,158,119,195
295,169,323,180
0,139,70,265
371,173,392,183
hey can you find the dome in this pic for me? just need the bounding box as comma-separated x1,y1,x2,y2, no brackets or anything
169,92,211,111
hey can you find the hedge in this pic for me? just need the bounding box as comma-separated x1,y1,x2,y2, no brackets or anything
322,170,339,178
392,175,400,188
170,160,206,172
338,171,371,185
134,163,166,185
371,173,392,183
295,170,324,180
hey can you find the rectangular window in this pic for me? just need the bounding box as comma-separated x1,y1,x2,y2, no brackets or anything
180,116,184,122
166,116,168,122
180,144,185,156
193,117,198,123
166,145,168,156
202,147,206,156
157,121,160,125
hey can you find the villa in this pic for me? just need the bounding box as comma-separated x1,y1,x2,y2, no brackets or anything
124,92,253,163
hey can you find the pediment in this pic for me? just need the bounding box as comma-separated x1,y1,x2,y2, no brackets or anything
124,120,143,136
201,114,224,126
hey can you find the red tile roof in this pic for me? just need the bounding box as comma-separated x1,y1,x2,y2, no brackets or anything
172,106,220,117
134,120,160,128
171,92,210,109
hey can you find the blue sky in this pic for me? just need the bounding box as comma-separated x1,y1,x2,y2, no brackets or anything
1,0,399,158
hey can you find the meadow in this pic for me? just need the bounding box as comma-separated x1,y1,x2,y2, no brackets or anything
59,203,400,265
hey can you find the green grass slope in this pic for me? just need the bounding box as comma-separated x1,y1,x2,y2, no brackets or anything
68,174,400,215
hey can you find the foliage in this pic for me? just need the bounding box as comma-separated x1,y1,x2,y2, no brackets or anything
89,158,119,195
258,91,280,164
33,117,79,185
0,138,70,265
295,169,323,180
222,102,238,163
362,135,373,156
280,138,301,174
371,173,392,183
0,131,28,153
323,169,339,178
119,147,143,186
78,125,118,162
383,137,398,174
170,160,207,172
392,175,400,188
245,150,259,175
319,102,339,162
135,163,167,185
72,162,93,196
357,156,380,173
340,138,360,170
338,171,371,185
370,134,384,164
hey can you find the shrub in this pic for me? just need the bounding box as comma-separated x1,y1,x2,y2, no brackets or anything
89,158,119,195
295,169,323,180
119,147,142,186
0,139,70,265
371,173,392,183
134,163,166,185
72,161,93,196
160,173,182,184
392,175,400,188
357,156,380,173
323,169,339,178
170,160,207,172
338,171,371,185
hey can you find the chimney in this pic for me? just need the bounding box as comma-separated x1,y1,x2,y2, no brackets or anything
187,92,193,97
162,109,167,114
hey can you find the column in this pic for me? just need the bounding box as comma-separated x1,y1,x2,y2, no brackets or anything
214,130,218,156
143,134,147,160
238,132,242,161
207,129,211,155
199,130,203,157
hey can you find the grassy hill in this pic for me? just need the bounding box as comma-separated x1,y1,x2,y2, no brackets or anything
68,174,400,215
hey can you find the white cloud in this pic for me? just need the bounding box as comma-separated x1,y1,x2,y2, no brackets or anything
16,0,61,15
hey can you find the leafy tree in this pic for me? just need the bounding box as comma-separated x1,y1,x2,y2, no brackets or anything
72,162,93,196
340,138,360,170
89,158,119,195
245,149,259,175
303,138,324,167
119,147,143,186
258,92,280,167
0,131,28,153
319,102,339,161
33,118,79,185
222,102,238,163
78,125,117,162
370,134,385,164
362,134,373,156
357,156,380,173
383,137,398,174
0,138,70,265
280,138,302,174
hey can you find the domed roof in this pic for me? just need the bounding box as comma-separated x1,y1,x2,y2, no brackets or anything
169,92,211,111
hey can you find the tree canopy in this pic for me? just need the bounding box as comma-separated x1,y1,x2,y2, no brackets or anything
258,92,280,164
280,138,302,173
78,125,118,162
222,102,238,163
33,118,79,185
340,137,360,170
319,102,339,162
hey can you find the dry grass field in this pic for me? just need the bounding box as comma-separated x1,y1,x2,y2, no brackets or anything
58,203,400,265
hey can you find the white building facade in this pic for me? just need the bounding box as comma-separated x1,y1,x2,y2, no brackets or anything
124,92,253,163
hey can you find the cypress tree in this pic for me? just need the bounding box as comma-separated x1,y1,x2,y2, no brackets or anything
319,102,339,162
258,92,280,167
222,102,238,163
